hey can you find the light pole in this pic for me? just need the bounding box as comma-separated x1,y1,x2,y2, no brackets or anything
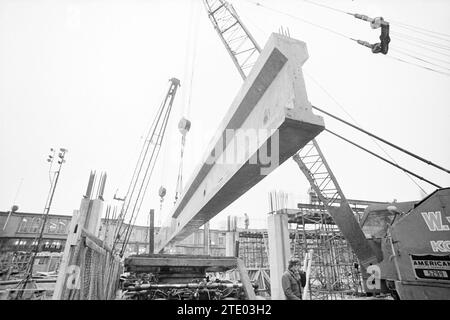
17,148,68,299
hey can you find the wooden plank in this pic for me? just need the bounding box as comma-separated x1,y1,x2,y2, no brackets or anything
302,249,313,300
125,255,238,268
236,258,257,299
81,228,114,255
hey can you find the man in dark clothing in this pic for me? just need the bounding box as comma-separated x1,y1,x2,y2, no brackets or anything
281,258,306,300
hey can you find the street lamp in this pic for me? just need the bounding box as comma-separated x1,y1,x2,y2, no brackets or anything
2,205,19,231
17,147,68,299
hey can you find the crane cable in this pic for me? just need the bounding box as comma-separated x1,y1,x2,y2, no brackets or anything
392,37,450,58
245,0,352,40
237,1,445,189
389,48,450,72
312,105,450,175
295,0,450,40
245,0,388,51
154,0,200,222
116,80,179,256
388,18,450,40
391,31,450,51
391,45,450,66
325,129,442,189
112,91,168,250
304,72,428,194
174,0,198,204
184,0,200,118
385,55,450,77
238,8,435,194
296,0,450,63
243,0,450,77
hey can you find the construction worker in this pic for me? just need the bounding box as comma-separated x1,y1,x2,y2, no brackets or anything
281,257,306,300
371,20,390,54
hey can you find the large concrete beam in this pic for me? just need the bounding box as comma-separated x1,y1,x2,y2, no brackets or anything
155,34,324,253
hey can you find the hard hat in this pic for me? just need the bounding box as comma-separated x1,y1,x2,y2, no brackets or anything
370,17,384,29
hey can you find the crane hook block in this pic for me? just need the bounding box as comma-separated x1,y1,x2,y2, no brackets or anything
158,186,167,198
178,118,191,135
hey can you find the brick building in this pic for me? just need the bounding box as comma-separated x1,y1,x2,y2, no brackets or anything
0,211,227,272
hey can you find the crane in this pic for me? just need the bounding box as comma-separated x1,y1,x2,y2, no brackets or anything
202,0,378,268
113,78,181,257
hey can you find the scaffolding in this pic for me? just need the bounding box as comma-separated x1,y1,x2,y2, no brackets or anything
237,230,270,297
232,217,363,299
238,231,268,269
289,206,363,300
234,209,367,299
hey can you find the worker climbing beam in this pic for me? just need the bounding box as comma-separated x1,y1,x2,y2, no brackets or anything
351,14,391,54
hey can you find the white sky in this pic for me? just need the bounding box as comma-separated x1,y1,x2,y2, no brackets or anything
1,0,449,230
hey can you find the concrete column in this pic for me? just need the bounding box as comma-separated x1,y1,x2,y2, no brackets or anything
268,213,290,300
149,209,154,254
204,222,210,255
84,199,103,237
53,199,88,300
225,231,237,256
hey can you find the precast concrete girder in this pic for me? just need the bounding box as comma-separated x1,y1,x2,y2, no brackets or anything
155,34,324,253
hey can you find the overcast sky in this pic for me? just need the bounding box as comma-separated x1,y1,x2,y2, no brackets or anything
1,0,449,230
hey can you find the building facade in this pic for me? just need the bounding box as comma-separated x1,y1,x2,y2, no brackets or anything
99,219,227,257
0,212,70,255
1,211,227,272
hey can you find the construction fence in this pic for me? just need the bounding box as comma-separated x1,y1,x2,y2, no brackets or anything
57,229,122,300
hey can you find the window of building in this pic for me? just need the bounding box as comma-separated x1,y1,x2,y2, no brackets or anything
138,245,147,255
50,241,61,249
57,220,68,234
18,217,31,233
194,232,203,245
183,234,194,245
37,257,49,265
125,244,137,256
47,219,58,233
17,217,68,234
31,218,42,233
